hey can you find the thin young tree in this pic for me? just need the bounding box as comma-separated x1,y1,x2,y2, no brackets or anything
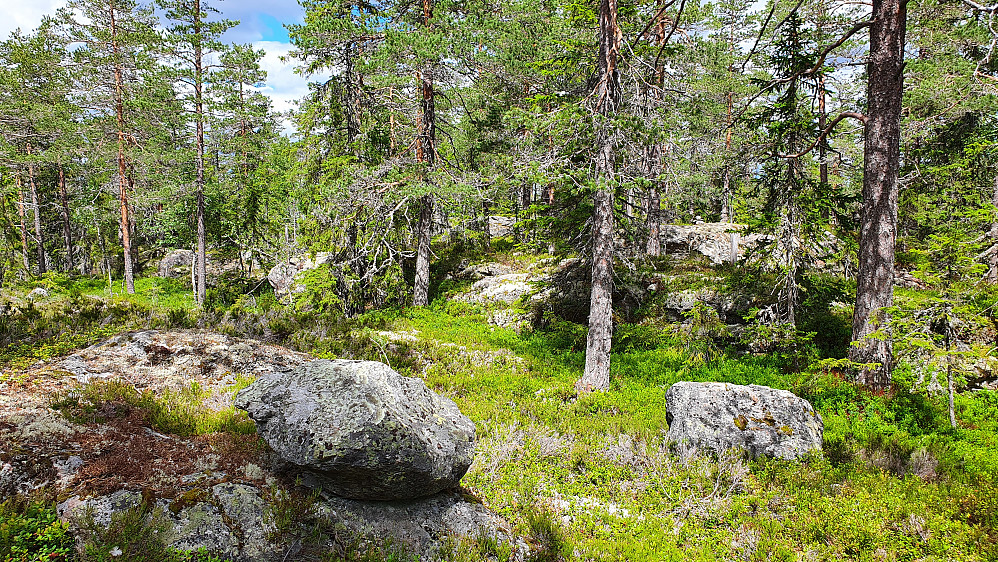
158,0,236,306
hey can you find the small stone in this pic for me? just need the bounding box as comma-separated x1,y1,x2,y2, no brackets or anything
27,287,48,299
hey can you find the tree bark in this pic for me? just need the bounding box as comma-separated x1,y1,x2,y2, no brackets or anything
110,1,134,294
412,0,436,307
413,193,434,306
59,165,74,271
194,0,207,307
849,0,906,390
577,0,621,394
17,176,30,273
26,143,47,275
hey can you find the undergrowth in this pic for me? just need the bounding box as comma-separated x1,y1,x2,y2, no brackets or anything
4,261,998,561
50,377,256,437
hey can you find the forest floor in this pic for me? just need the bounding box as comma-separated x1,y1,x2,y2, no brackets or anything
2,252,998,561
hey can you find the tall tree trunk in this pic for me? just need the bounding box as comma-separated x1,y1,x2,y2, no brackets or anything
849,0,906,390
59,166,74,271
577,0,621,394
17,176,30,273
194,0,207,307
26,145,47,275
110,2,134,294
412,0,436,307
414,193,434,306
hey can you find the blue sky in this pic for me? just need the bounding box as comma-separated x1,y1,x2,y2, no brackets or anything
0,0,321,118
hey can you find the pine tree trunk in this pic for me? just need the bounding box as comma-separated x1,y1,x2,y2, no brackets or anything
110,3,134,294
26,144,47,275
849,0,906,390
578,0,621,394
412,0,436,308
17,176,30,273
194,0,207,307
414,193,434,306
59,166,74,272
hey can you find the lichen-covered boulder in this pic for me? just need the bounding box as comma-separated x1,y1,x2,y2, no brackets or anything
664,382,823,460
266,252,333,296
234,359,476,501
158,249,194,278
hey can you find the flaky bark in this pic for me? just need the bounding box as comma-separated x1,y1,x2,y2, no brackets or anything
849,0,906,389
413,193,434,306
577,0,621,394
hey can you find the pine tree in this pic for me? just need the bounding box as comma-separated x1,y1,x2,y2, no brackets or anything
158,0,237,306
62,0,162,293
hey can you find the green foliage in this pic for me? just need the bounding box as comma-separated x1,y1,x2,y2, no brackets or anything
676,302,727,367
0,499,75,562
74,500,227,562
525,506,571,562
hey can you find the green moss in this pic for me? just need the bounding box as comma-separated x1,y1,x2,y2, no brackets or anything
734,415,748,430
169,489,211,515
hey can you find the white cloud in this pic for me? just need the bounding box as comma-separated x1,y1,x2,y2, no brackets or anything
0,0,67,39
1,2,319,134
253,40,328,119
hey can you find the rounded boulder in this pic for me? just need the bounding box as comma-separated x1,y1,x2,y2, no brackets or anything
234,359,476,501
664,381,823,460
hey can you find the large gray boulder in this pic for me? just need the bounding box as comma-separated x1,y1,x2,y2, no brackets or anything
158,249,194,278
234,359,476,501
664,382,823,460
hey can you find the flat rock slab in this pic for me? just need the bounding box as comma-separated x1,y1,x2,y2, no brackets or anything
235,359,476,501
664,382,823,460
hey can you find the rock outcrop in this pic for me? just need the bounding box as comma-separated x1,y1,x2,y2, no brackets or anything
267,252,333,296
2,331,515,561
235,359,476,501
664,382,823,460
58,485,519,562
157,249,194,278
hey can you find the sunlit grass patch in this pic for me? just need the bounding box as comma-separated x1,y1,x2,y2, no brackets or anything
50,375,256,437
